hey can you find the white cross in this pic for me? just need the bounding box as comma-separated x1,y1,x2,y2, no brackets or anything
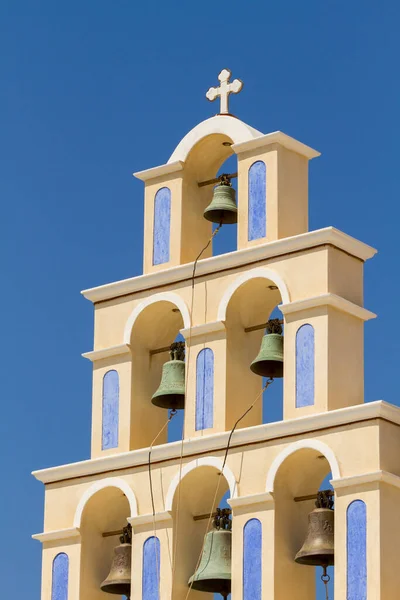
206,69,243,115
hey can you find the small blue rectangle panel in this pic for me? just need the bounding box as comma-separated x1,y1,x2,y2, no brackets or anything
153,187,171,265
296,324,315,407
143,536,160,600
243,519,262,600
248,161,266,241
52,553,69,600
102,370,119,450
347,500,367,600
195,348,214,431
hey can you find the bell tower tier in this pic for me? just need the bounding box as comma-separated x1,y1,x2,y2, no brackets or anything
33,69,400,600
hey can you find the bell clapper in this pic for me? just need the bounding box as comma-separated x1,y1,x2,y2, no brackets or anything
321,565,330,600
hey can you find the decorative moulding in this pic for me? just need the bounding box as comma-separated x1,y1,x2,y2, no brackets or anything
280,294,376,322
32,400,399,485
81,227,377,304
133,160,184,182
167,115,263,164
332,470,400,491
180,321,226,339
228,492,274,512
82,344,131,362
232,131,320,160
128,511,173,531
32,527,81,544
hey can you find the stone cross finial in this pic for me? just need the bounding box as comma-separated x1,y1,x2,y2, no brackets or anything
206,69,243,115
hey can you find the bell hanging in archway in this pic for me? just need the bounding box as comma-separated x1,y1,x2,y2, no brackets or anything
295,491,335,568
250,318,284,378
100,524,132,598
151,341,185,410
188,508,232,599
203,175,238,225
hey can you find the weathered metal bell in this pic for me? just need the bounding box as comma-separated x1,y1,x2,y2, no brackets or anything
100,525,132,597
204,177,238,225
295,491,335,567
152,341,185,410
250,319,284,378
188,509,232,598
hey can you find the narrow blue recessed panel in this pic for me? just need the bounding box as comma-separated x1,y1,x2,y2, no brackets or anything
153,187,171,265
143,536,160,600
347,500,367,600
243,518,262,600
296,324,315,407
196,348,214,431
52,553,69,600
248,161,266,241
102,370,119,450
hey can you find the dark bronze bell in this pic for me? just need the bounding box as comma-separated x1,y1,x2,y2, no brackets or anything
188,509,232,599
250,318,284,378
101,525,132,598
152,342,185,410
295,491,334,568
203,176,238,225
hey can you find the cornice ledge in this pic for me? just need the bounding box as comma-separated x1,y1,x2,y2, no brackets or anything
280,294,376,321
82,344,131,362
128,511,172,530
180,321,226,339
81,227,376,304
133,161,184,182
32,527,81,544
232,131,320,160
228,492,274,512
32,401,400,485
332,470,400,491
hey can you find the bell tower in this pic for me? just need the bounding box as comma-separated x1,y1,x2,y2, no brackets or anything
33,69,400,600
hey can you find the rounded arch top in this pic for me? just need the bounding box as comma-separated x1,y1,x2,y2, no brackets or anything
265,439,341,494
73,477,138,528
164,457,238,511
168,115,263,164
217,267,291,322
123,292,191,345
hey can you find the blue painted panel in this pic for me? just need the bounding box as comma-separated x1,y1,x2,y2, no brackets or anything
296,324,315,407
248,161,266,241
195,348,214,431
347,500,367,600
52,553,69,600
143,536,160,600
243,519,262,600
102,370,119,450
153,187,171,265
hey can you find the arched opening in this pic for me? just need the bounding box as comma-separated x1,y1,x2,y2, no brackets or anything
170,464,232,600
223,275,283,430
79,485,131,600
271,445,335,600
129,299,187,449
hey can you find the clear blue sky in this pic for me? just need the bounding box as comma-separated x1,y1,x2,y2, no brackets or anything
1,1,399,597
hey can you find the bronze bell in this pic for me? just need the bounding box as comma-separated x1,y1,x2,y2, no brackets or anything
250,318,284,378
188,508,232,599
152,341,185,410
295,491,335,568
101,525,132,598
203,175,238,225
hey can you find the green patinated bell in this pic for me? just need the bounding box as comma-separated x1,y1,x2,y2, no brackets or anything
151,342,185,410
295,491,335,568
188,510,232,598
250,319,284,379
204,181,237,225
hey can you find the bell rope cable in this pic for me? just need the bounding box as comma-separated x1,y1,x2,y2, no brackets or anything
184,377,274,600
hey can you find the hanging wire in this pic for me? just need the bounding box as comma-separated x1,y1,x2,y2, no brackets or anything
184,377,274,600
321,567,330,600
148,408,178,597
161,223,224,587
